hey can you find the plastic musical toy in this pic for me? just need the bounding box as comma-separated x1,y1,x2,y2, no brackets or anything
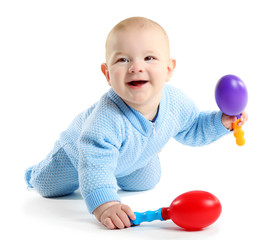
131,190,222,231
215,74,248,146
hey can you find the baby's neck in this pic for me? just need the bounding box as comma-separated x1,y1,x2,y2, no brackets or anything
123,95,161,121
128,102,160,121
140,107,159,121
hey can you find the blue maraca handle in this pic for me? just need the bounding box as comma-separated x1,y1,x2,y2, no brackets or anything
131,208,164,226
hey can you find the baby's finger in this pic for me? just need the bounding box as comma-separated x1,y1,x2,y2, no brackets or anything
112,215,125,229
117,211,132,228
121,204,136,221
238,114,248,126
104,217,116,230
243,113,248,121
241,111,248,121
238,116,244,126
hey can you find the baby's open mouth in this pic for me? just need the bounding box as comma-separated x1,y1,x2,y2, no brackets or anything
128,80,148,87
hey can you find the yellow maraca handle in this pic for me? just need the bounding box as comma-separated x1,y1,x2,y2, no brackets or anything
232,119,245,146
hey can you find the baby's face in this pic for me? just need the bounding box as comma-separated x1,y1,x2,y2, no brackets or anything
102,25,175,111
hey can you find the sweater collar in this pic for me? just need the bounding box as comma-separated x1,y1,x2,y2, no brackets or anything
107,86,168,137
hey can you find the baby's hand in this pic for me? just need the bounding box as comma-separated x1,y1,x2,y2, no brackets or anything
93,201,136,230
222,111,248,130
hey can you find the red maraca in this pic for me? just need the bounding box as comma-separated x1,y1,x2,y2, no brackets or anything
131,190,222,231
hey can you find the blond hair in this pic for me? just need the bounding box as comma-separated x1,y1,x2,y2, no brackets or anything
105,17,170,62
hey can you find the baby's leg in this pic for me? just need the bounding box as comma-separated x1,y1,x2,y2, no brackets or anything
25,142,79,197
117,155,161,191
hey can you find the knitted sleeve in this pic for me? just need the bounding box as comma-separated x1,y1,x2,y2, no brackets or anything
78,110,123,213
174,110,229,146
169,86,229,146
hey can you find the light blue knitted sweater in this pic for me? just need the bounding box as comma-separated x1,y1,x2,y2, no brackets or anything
54,84,229,213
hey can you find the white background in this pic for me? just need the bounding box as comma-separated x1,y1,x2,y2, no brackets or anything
1,0,275,239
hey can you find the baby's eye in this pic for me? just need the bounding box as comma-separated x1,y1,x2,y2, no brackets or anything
144,56,155,61
117,58,129,63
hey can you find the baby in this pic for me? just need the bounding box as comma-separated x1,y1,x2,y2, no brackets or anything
25,17,248,230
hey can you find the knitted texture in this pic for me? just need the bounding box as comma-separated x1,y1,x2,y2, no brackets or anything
26,142,79,197
25,84,229,213
116,155,161,191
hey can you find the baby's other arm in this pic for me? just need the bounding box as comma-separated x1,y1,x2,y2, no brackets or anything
93,201,136,230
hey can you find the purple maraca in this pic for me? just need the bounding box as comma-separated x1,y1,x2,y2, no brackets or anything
215,75,248,146
215,75,248,117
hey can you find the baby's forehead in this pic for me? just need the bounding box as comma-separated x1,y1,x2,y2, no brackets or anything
105,20,169,61
109,19,167,39
117,20,164,33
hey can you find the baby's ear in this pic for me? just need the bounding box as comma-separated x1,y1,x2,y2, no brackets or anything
166,59,176,81
101,63,111,85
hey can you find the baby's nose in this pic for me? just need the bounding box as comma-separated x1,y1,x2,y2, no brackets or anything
129,61,144,73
